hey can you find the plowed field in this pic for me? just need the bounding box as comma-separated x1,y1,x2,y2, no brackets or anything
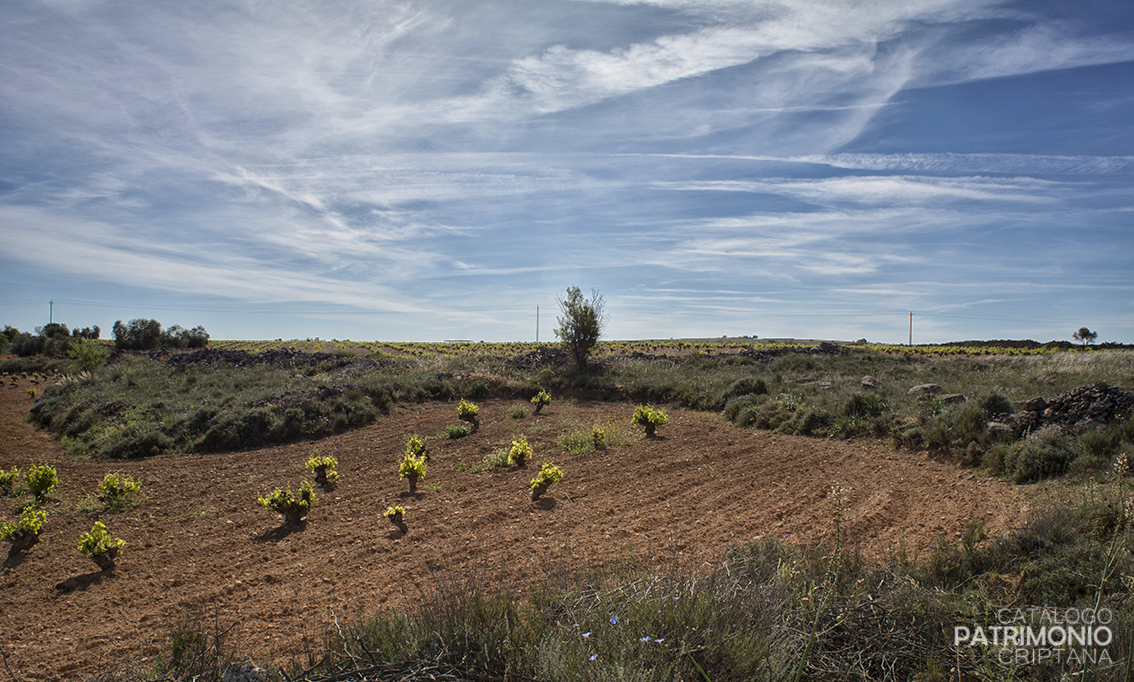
0,378,1024,680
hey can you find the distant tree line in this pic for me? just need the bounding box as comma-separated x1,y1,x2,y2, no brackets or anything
0,318,209,357
2,323,101,357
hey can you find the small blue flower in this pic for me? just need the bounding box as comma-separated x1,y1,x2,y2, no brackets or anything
588,654,598,661
654,638,665,643
609,616,619,625
640,636,652,642
582,632,591,638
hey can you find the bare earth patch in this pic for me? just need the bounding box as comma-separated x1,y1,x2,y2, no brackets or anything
0,380,1024,680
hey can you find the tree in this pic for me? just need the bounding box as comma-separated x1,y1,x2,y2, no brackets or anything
1072,327,1098,347
554,286,607,370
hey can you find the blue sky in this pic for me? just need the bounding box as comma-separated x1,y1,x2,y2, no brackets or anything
1,0,1132,344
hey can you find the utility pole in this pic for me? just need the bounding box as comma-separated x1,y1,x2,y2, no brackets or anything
49,300,53,325
536,306,539,343
908,311,912,346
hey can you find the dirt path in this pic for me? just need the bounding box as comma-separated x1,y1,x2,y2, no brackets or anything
0,379,1024,680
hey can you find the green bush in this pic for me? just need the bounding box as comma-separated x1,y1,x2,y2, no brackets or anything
842,393,888,418
0,507,46,556
1001,428,1075,483
632,405,668,437
25,464,58,504
508,437,533,467
506,406,527,420
306,453,339,484
457,399,480,431
722,377,768,401
0,467,19,496
77,521,125,568
257,482,316,525
97,472,143,509
530,390,551,414
399,452,427,493
467,380,490,399
530,461,563,500
559,431,591,456
554,286,606,369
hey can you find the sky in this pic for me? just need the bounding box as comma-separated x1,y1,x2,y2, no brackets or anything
1,0,1132,344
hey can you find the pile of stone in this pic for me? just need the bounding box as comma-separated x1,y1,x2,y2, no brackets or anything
509,345,570,369
998,382,1134,438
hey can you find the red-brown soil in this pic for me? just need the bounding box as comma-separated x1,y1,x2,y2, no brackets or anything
0,379,1026,681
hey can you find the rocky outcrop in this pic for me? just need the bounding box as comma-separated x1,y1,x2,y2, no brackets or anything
1005,382,1134,437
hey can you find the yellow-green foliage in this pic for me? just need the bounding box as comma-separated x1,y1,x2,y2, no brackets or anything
530,461,563,490
0,466,19,496
0,508,46,540
592,426,607,450
406,434,427,458
399,452,427,482
98,472,143,508
25,464,58,502
632,405,669,427
531,390,551,411
258,482,316,522
509,437,534,466
457,399,479,423
384,505,405,520
77,521,125,556
305,453,339,482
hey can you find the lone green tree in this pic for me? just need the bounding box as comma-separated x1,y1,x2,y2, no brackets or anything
554,286,607,370
1073,327,1098,347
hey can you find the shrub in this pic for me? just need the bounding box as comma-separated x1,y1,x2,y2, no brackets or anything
506,406,527,420
978,393,1013,418
399,453,427,494
509,437,534,467
842,393,888,418
530,461,563,501
468,380,490,399
1,507,46,557
25,464,58,504
457,399,480,431
0,467,19,496
592,426,607,450
97,472,143,509
530,390,551,415
257,482,316,525
305,453,339,485
77,521,125,570
632,405,668,437
1001,428,1075,483
722,377,768,401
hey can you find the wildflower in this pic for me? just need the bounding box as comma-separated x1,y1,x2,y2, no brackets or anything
640,636,652,642
654,638,664,643
609,616,619,625
581,632,591,638
588,654,598,661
